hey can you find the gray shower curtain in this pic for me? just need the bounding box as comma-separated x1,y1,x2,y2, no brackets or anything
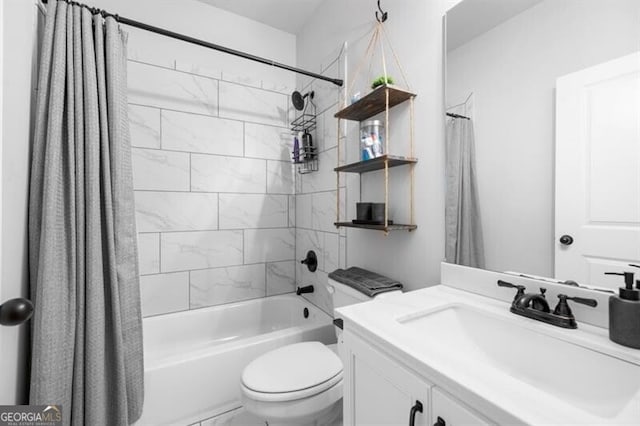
28,1,143,424
445,118,485,268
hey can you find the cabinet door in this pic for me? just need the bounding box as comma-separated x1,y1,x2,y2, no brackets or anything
431,388,492,426
342,331,431,426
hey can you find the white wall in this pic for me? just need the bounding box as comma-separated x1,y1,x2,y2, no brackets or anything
295,0,450,298
0,0,41,406
447,0,640,277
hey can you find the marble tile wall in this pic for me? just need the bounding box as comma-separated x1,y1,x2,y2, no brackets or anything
294,54,348,316
128,59,297,317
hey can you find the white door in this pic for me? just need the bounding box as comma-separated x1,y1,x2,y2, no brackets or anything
555,52,640,288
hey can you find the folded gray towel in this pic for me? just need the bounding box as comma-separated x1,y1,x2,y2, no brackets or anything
328,267,403,297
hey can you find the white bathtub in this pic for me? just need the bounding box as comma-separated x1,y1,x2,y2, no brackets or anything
135,294,335,426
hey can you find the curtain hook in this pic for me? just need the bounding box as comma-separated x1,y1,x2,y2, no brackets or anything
375,0,388,23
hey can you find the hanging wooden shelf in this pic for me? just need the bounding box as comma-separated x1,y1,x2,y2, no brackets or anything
334,84,416,121
334,222,418,232
334,21,418,234
334,154,417,174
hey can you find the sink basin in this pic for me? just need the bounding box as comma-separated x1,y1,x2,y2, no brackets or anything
397,304,640,419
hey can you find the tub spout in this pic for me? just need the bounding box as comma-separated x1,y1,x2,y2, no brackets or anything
296,285,314,295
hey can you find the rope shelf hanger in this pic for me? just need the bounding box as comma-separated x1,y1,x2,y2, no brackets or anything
344,2,413,109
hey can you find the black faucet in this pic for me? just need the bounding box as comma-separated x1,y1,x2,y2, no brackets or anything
296,285,314,295
497,280,597,329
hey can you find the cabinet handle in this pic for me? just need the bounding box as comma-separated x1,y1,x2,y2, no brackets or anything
409,400,423,426
434,416,446,426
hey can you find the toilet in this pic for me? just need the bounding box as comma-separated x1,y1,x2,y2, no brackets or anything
240,277,401,426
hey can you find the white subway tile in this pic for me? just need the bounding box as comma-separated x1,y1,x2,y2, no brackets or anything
219,194,287,230
266,161,295,194
191,154,266,193
132,148,190,191
295,169,303,193
288,195,295,227
175,61,222,80
295,193,312,230
244,123,292,161
161,110,243,156
138,233,160,275
219,81,287,127
126,39,175,69
161,230,243,272
261,79,294,95
323,104,339,151
140,272,189,317
312,190,338,233
314,60,341,113
129,104,160,149
128,61,218,116
190,264,266,308
266,261,296,296
244,228,295,264
300,270,333,315
221,71,261,89
339,236,347,269
135,192,218,232
323,232,339,273
301,147,336,193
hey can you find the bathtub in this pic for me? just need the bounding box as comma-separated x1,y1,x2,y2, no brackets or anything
135,294,335,426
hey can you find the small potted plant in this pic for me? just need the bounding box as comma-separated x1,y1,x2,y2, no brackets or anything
371,75,394,89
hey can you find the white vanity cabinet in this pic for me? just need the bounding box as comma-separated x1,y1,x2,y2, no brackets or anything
431,388,492,426
341,329,493,426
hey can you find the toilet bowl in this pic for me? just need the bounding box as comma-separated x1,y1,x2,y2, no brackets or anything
240,277,401,425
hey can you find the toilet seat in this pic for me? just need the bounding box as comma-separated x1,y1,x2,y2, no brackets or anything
241,341,343,402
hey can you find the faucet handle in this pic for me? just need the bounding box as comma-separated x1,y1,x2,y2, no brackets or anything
497,280,526,304
565,295,598,307
497,280,525,290
553,294,598,317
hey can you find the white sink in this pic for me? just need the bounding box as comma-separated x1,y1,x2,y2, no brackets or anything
397,304,640,419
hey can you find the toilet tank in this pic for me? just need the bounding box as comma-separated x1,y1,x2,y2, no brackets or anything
326,278,372,309
328,278,401,358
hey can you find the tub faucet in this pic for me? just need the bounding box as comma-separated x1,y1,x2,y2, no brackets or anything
296,285,314,295
497,280,597,329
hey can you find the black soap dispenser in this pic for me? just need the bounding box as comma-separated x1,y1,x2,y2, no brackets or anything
606,270,640,349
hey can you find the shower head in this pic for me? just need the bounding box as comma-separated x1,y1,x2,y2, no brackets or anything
291,90,314,111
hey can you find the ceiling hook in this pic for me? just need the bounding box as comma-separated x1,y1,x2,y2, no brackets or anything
375,0,388,23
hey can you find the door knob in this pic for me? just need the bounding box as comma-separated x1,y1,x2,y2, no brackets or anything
0,297,34,326
559,235,574,246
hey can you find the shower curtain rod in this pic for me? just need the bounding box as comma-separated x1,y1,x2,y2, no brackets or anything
40,0,344,87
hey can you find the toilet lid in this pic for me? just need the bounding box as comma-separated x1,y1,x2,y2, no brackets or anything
242,342,343,395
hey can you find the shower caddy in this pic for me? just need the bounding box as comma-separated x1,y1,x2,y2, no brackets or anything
290,93,319,174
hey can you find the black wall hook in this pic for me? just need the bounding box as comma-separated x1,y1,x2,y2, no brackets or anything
375,0,388,23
